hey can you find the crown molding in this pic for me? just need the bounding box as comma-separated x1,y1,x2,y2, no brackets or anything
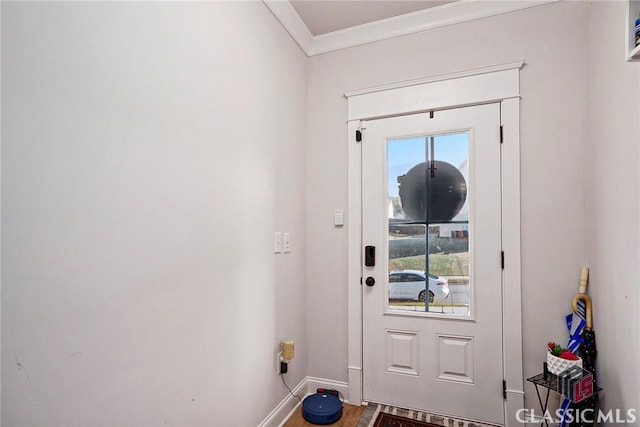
263,0,313,54
264,0,558,57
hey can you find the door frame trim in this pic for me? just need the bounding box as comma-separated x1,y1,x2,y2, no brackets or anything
345,61,525,426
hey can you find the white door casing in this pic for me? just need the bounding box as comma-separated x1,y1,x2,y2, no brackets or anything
345,62,524,426
361,104,503,424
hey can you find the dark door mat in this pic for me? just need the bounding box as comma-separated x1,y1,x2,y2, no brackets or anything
373,412,442,427
356,403,501,427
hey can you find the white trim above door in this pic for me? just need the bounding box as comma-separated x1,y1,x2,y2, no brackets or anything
345,61,524,426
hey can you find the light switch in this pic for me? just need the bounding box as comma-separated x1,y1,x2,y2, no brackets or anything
334,210,344,226
274,232,282,253
283,232,291,253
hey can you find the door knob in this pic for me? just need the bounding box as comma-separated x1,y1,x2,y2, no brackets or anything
365,277,375,287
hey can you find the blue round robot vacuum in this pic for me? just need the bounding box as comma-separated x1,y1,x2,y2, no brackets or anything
301,393,342,425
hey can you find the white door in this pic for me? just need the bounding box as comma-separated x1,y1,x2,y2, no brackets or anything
362,103,504,425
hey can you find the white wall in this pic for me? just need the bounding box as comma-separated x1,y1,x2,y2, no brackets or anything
1,2,307,426
586,2,640,423
306,1,590,410
4,2,639,425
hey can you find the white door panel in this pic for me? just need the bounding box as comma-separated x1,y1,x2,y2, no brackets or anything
362,103,503,424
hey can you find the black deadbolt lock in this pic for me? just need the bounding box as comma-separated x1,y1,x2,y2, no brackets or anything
365,246,376,267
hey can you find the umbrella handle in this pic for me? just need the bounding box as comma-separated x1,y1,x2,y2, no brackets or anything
572,294,592,330
579,267,589,294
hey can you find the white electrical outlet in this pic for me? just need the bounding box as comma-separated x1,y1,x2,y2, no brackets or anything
276,351,283,374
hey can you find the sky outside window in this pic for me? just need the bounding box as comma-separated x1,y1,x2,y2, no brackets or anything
388,133,468,198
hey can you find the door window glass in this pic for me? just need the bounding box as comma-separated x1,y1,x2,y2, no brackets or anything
387,133,470,316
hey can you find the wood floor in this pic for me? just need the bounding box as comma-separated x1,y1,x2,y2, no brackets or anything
283,403,365,427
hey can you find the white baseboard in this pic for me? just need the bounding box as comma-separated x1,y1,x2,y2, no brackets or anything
257,376,350,427
305,376,350,404
258,377,306,427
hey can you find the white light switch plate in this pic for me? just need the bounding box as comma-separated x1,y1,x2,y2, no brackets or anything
274,232,282,253
283,232,291,253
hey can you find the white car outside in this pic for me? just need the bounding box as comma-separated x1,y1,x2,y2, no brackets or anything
389,270,450,303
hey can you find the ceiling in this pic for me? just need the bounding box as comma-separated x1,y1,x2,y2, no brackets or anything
289,1,457,36
264,0,556,56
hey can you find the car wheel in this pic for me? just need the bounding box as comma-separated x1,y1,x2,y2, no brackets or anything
418,290,435,303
